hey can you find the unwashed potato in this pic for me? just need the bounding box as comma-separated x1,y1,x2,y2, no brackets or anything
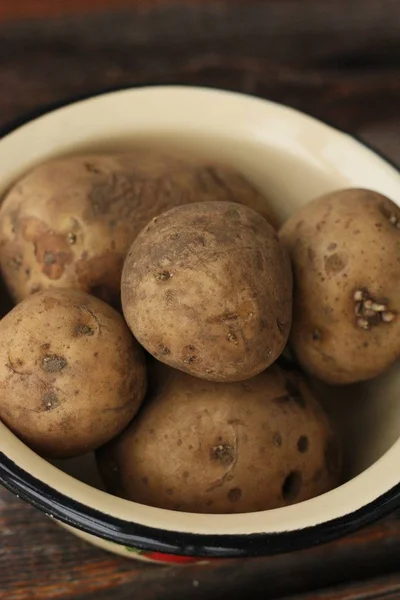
97,363,341,514
0,288,147,458
121,201,292,382
280,188,400,384
0,151,277,306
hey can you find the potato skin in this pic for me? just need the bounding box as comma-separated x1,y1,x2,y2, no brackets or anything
97,364,341,514
280,188,400,384
0,152,276,306
121,201,292,382
0,289,147,458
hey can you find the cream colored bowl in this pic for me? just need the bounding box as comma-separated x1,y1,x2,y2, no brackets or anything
0,86,399,565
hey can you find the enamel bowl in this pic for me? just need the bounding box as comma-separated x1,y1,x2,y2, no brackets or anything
0,86,399,565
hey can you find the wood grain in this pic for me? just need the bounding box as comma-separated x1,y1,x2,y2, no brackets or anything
0,0,237,22
0,1,399,599
288,575,400,600
0,0,398,163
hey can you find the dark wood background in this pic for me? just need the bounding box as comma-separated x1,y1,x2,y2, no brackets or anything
0,1,399,599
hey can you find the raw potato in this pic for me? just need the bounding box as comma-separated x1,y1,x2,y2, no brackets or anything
121,201,292,382
97,364,341,514
0,288,147,458
0,151,276,306
280,188,400,384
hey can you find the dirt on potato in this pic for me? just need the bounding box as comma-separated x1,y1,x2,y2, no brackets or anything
0,288,147,458
0,151,277,307
97,363,341,513
280,188,400,384
121,201,292,382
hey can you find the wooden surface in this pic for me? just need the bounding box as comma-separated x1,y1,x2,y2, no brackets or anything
0,1,399,161
0,0,223,22
0,1,399,599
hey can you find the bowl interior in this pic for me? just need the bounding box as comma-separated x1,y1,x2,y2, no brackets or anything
0,86,399,537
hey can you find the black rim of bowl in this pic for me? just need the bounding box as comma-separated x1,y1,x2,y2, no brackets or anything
0,85,399,558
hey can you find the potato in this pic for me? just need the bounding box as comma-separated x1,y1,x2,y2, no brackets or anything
280,188,400,384
0,288,147,458
0,151,276,306
97,364,341,513
121,201,292,382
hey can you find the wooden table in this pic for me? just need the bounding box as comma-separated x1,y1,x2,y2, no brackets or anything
0,1,399,598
